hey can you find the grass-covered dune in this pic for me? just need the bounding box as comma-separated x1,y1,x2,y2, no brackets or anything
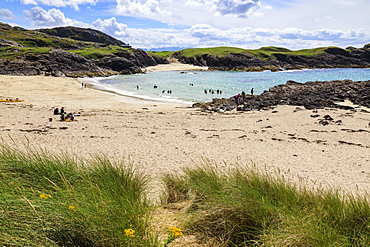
1,145,370,246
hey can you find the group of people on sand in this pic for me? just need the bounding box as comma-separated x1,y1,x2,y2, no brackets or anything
53,107,77,121
234,88,255,105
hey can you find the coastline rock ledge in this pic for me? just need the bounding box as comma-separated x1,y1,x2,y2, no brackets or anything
193,80,370,112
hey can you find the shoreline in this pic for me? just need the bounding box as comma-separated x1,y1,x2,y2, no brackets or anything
143,62,209,72
78,62,210,107
1,74,370,197
79,77,194,108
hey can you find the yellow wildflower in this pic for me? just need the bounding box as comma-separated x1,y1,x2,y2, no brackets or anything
169,226,183,237
39,193,52,199
68,206,76,210
124,228,136,238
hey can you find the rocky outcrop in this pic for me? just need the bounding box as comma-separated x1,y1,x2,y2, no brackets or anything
273,50,370,69
0,49,112,77
193,80,370,112
0,48,166,77
175,52,282,71
0,38,22,48
97,57,139,75
192,98,238,112
173,46,370,71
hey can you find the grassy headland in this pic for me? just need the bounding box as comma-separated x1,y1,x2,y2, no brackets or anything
149,46,338,61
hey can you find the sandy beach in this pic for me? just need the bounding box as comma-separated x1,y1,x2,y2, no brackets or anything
1,66,370,199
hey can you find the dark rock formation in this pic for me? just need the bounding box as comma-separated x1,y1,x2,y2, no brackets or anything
0,49,113,77
0,48,166,77
97,56,138,75
193,80,370,112
173,46,370,71
0,38,22,48
192,98,237,112
174,52,281,71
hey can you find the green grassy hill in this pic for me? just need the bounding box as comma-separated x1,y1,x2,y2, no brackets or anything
149,46,340,61
0,23,134,60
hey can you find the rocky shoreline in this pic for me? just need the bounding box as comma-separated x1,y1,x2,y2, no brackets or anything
173,46,370,72
0,48,168,78
193,79,370,112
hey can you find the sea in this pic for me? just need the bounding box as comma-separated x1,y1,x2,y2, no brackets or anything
81,68,370,104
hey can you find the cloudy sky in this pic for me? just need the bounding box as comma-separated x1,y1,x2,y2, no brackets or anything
1,0,369,51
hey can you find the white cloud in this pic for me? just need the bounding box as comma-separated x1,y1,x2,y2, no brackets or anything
215,0,261,18
189,24,220,38
329,0,360,6
21,0,38,4
0,8,16,20
185,0,260,18
20,0,98,11
23,6,89,27
93,17,128,37
126,27,198,49
23,6,130,37
21,6,131,41
129,24,369,50
115,0,171,17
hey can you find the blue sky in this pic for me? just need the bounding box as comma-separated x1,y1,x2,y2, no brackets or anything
1,0,369,51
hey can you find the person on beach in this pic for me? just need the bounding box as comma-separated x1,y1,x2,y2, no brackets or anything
60,107,65,115
251,88,254,96
60,113,66,121
66,113,74,121
136,85,139,90
53,108,59,115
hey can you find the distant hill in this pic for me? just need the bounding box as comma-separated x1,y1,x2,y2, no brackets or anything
150,45,370,72
0,23,167,77
36,26,131,48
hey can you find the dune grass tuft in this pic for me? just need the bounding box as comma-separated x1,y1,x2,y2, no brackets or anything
163,164,370,246
0,145,155,246
2,144,369,246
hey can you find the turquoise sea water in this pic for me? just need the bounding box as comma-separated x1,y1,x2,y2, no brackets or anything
85,68,370,104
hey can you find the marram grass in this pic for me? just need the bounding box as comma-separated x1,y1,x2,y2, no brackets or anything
2,144,370,246
0,145,156,246
163,164,370,246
